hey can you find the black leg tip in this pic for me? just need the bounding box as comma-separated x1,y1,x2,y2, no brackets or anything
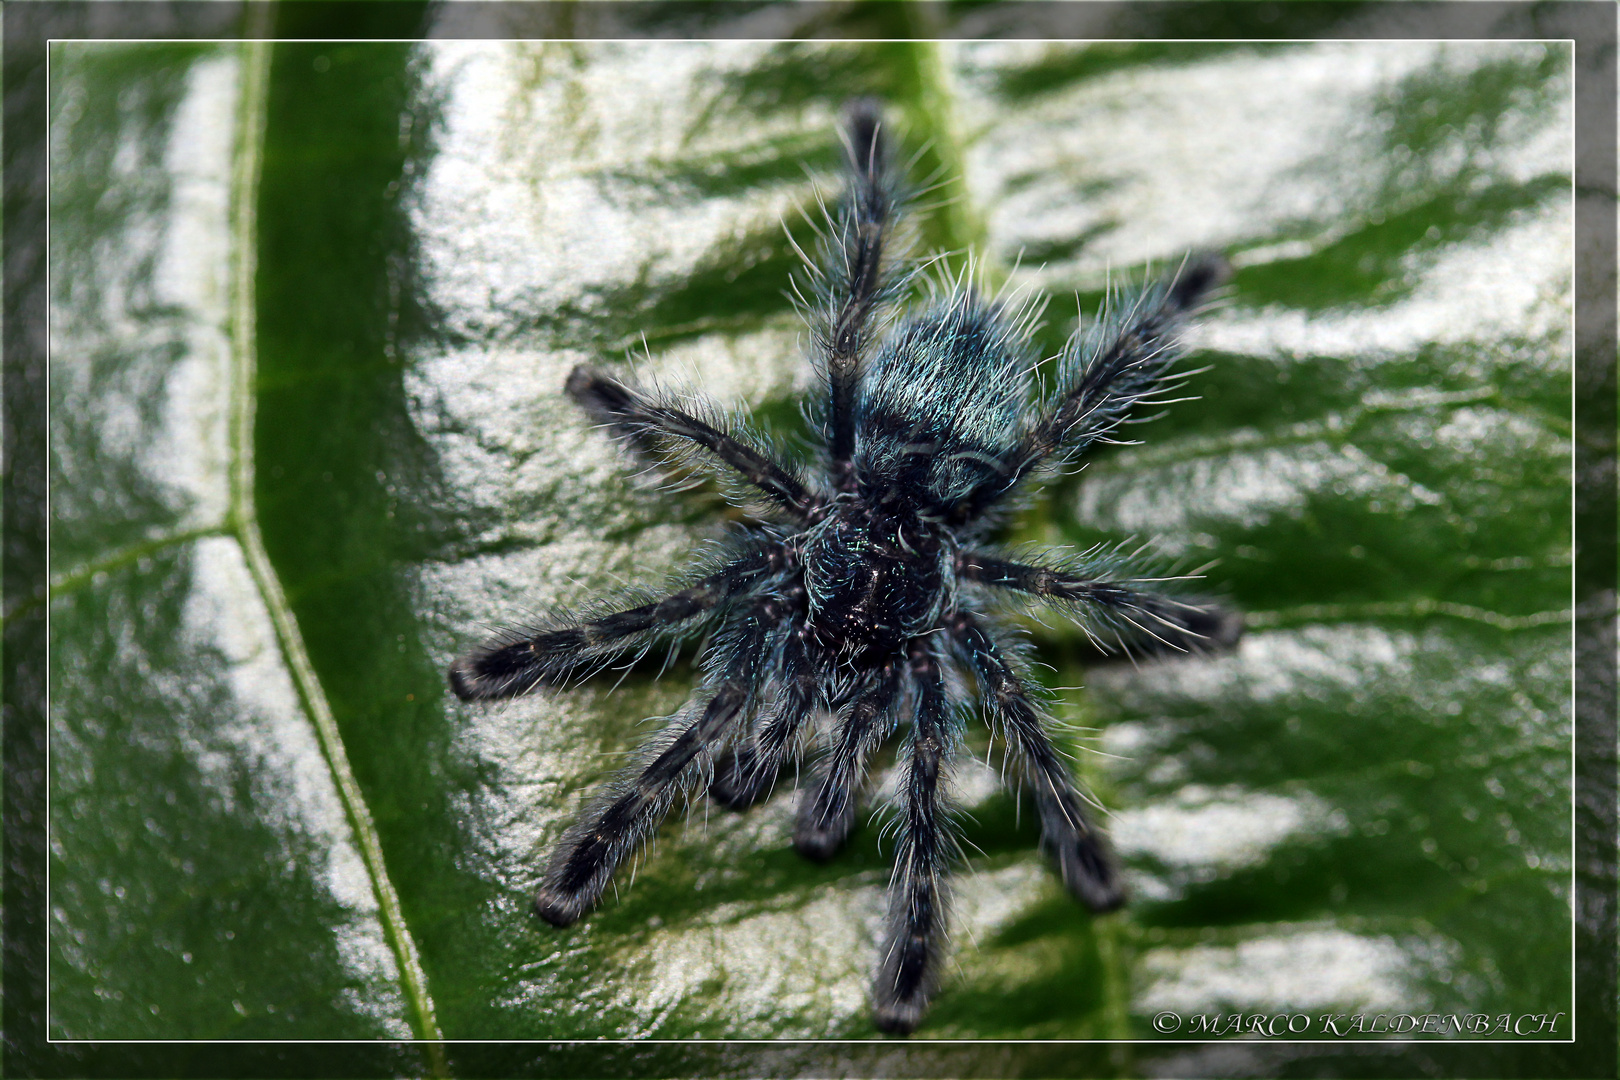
874,936,936,1035
533,888,587,928
563,364,597,400
447,641,551,701
796,790,856,862
446,658,483,701
1197,603,1245,652
793,827,846,863
1156,601,1245,659
842,97,885,156
708,780,752,811
1058,836,1128,913
794,800,855,862
1073,877,1128,914
447,656,524,702
872,1001,922,1036
872,972,931,1035
709,755,770,811
1169,251,1233,309
565,364,639,427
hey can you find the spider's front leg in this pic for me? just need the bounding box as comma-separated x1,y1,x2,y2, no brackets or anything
820,97,903,487
1021,253,1228,468
950,611,1125,913
872,636,956,1034
566,366,819,522
952,253,1229,524
532,590,798,927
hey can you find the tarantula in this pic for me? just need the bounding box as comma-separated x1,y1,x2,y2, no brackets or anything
449,99,1232,1035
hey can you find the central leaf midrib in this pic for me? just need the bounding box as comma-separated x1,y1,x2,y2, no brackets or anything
899,35,1138,1046
226,37,448,1069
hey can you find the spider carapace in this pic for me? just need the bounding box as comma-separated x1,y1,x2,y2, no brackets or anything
449,98,1235,1035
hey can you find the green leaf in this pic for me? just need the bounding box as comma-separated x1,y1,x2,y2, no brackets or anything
47,40,441,1070
48,30,1573,1068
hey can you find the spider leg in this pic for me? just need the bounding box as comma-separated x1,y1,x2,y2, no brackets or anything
872,636,955,1035
794,658,904,861
710,625,816,810
448,541,783,700
958,551,1242,656
533,591,792,927
950,612,1124,913
567,366,819,521
954,254,1228,522
822,97,900,485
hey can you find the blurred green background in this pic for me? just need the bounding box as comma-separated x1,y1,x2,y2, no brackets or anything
45,14,1575,1077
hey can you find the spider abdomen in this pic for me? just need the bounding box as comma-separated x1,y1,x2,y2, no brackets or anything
853,299,1029,509
800,502,955,658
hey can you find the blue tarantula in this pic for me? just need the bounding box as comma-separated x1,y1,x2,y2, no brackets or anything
449,99,1234,1035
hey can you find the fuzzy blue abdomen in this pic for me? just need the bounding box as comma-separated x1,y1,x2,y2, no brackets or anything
852,298,1029,509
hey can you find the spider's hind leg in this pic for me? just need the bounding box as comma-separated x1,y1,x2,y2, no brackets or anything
950,611,1125,913
709,626,816,810
872,636,957,1035
794,660,904,861
532,591,793,926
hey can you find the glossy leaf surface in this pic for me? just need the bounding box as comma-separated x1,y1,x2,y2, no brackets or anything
47,28,1573,1071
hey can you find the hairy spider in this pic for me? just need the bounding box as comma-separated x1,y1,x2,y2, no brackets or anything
449,99,1234,1035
